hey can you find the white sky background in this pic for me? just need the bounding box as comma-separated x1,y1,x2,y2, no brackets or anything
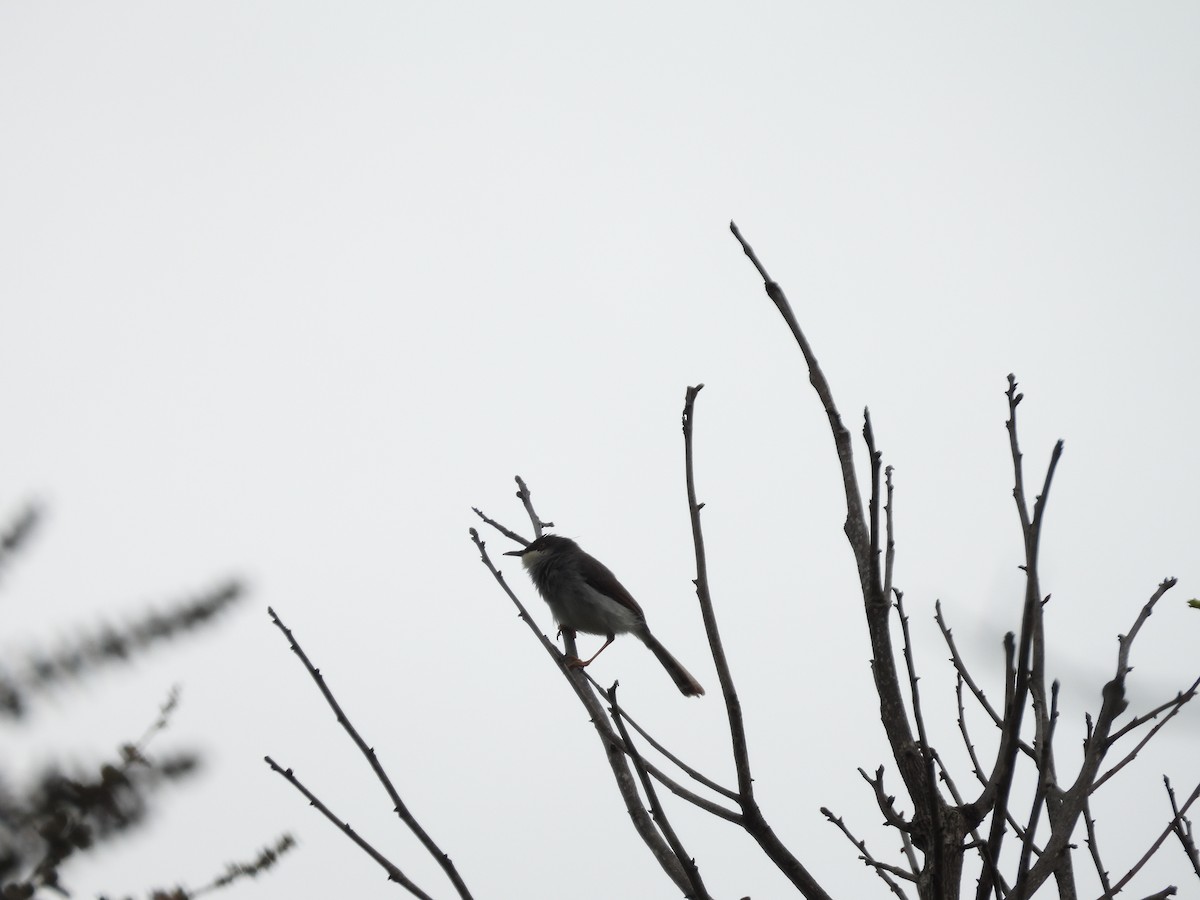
2,3,1198,898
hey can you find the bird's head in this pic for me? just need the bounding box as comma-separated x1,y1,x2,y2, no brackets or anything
503,534,578,568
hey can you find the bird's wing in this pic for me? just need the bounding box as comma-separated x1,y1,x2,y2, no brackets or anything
580,554,647,621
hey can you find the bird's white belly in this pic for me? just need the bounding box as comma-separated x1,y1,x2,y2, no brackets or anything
546,582,643,636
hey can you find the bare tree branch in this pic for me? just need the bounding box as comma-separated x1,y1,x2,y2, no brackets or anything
682,385,749,793
1134,888,1177,900
1017,680,1060,886
266,607,475,900
955,674,989,789
859,766,921,877
1082,797,1114,899
729,223,869,561
976,379,1064,900
1015,579,1179,899
860,766,912,833
1092,686,1198,793
682,384,832,900
470,506,527,545
582,668,738,801
607,682,712,900
821,806,915,900
1116,580,1176,679
514,475,552,536
893,584,947,886
447,229,1195,900
1105,779,1200,898
1107,676,1200,746
937,603,1038,769
1164,776,1200,884
937,603,1004,729
731,221,943,896
264,757,434,900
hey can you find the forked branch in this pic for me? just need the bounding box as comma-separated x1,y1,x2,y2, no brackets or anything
266,607,475,900
682,384,833,900
731,222,952,894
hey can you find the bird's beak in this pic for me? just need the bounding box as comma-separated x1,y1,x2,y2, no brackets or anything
503,548,526,557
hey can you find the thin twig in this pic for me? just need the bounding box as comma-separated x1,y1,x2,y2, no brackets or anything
893,586,945,879
1115,579,1177,679
865,409,883,602
1015,581,1178,897
470,506,528,545
514,475,552,536
682,384,831,900
937,602,1004,728
1107,675,1200,745
894,590,935,771
582,668,738,801
1017,680,1060,884
859,766,911,832
821,807,914,900
267,607,474,900
575,673,740,821
1082,797,1114,899
869,396,945,886
1085,580,1180,787
1133,888,1177,900
883,466,896,606
859,766,919,876
976,379,1063,900
683,384,749,786
732,222,920,899
1093,693,1196,793
937,604,1039,765
263,757,434,900
955,675,989,788
1165,777,1200,883
607,682,712,900
1106,779,1200,897
682,385,750,793
729,222,869,584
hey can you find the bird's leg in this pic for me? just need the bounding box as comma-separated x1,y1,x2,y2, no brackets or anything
565,633,615,669
558,625,580,665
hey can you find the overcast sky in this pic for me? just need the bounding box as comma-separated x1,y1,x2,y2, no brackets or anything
2,4,1198,899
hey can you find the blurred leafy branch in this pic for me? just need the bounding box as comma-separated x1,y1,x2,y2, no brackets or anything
0,504,292,899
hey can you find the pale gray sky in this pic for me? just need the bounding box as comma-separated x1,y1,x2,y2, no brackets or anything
2,3,1198,898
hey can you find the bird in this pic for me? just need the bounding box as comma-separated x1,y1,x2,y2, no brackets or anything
504,534,705,697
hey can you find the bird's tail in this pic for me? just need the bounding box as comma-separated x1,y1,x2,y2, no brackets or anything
640,632,705,697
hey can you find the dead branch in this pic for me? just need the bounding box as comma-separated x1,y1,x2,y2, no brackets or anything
264,757,433,900
1164,777,1200,884
682,384,832,900
607,682,712,900
266,608,474,900
821,806,915,900
1106,779,1200,897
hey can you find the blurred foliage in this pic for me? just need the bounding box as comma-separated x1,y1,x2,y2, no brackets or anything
0,502,290,898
